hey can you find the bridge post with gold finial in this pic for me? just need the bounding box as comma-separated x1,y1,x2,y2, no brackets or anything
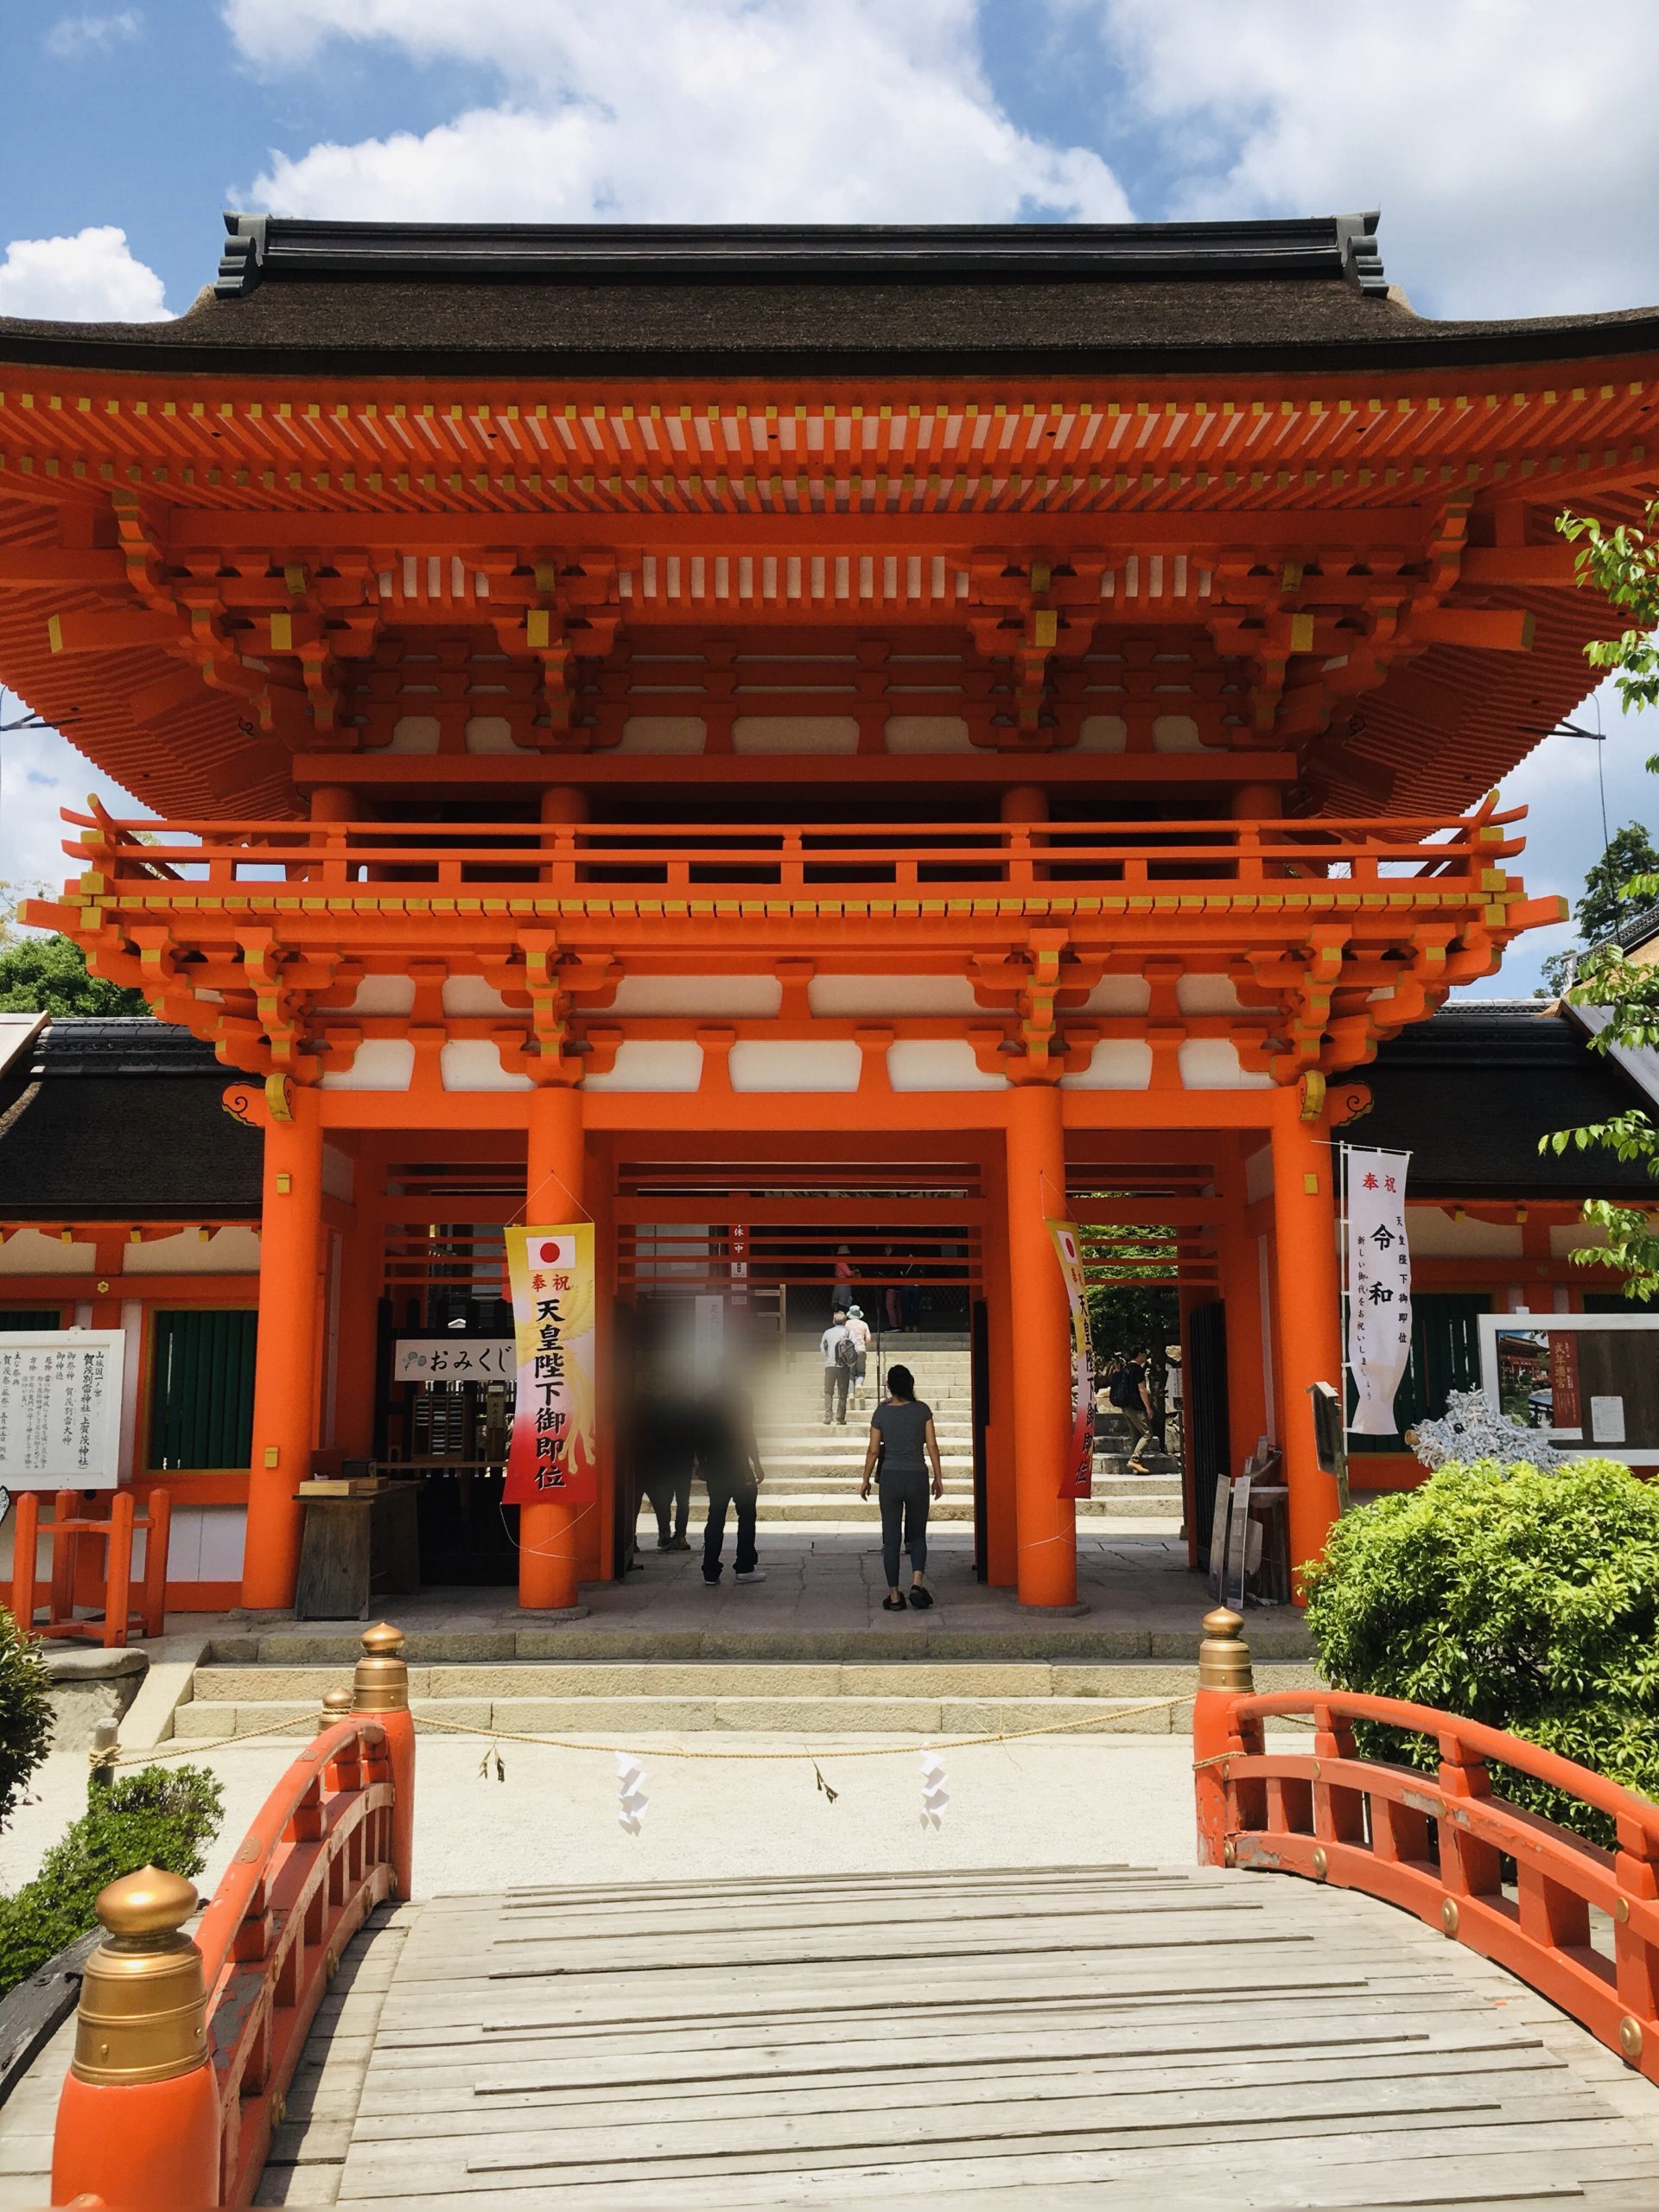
1193,1606,1254,1867
50,1866,221,2211
353,1621,415,1899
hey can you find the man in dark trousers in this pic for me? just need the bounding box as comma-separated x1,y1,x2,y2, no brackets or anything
698,1380,768,1585
1109,1350,1156,1475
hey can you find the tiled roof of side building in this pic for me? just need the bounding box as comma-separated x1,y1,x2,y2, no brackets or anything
0,1018,261,1220
1363,1000,1656,1198
3,211,1659,375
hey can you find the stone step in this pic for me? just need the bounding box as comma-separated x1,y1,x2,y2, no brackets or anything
744,1497,1181,1523
177,1655,1319,1738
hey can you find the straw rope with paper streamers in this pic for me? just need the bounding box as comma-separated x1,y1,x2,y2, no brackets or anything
919,1747,949,1831
616,1750,649,1835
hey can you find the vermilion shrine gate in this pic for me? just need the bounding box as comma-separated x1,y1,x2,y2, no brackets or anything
0,208,1649,1612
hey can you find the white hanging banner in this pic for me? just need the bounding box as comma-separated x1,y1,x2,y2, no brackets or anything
1344,1146,1413,1437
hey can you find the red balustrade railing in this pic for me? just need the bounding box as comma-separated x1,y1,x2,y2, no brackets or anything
58,793,1522,904
1192,1609,1659,2085
50,1624,415,2212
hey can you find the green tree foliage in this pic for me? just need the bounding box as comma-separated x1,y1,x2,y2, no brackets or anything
1541,505,1659,1293
1539,821,1659,994
0,931,149,1017
0,1764,223,1998
0,1611,52,1834
1080,1224,1178,1418
1304,1459,1659,1845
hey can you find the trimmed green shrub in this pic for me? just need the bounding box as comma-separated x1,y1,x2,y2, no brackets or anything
1304,1458,1659,1845
0,1764,224,1999
0,1608,52,1833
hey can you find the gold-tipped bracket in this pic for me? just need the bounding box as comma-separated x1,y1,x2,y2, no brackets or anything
353,1622,410,1714
1198,1605,1255,1694
71,1866,207,2088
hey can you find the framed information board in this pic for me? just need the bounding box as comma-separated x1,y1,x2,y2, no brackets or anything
0,1332,125,1489
1478,1311,1659,1470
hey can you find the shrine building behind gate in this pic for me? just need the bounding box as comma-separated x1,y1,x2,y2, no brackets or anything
0,207,1655,1612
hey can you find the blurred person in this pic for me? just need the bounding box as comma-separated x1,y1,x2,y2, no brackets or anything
698,1379,767,1586
845,1303,872,1403
860,1362,944,1611
821,1305,855,1425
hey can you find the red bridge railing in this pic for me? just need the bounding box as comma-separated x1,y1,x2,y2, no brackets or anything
1192,1607,1659,2084
49,1623,415,2212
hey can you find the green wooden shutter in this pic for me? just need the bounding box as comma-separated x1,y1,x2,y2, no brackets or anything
1350,1291,1486,1454
0,1311,63,1332
148,1309,257,1471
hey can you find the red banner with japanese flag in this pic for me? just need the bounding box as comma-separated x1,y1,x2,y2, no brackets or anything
1048,1219,1095,1498
502,1224,598,1505
1344,1147,1412,1437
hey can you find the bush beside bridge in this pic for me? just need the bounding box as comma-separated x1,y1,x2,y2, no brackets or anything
1304,1458,1659,1845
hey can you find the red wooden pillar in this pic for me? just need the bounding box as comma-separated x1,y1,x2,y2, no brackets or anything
1005,1082,1077,1609
242,1095,325,1610
1268,1093,1344,1589
519,1084,583,1611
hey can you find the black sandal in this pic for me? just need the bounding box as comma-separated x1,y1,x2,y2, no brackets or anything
908,1586,934,1610
882,1594,907,1611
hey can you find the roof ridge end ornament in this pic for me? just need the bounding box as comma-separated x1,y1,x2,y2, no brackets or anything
216,212,270,298
1334,210,1389,297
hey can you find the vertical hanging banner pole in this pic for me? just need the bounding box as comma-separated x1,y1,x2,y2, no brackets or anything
1047,1220,1095,1500
501,1224,598,1507
1341,1145,1414,1442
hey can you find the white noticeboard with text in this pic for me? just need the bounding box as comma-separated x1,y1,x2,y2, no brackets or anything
0,1332,125,1489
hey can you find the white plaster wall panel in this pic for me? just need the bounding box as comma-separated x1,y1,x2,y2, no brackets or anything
1551,1221,1611,1258
1077,715,1128,752
346,976,416,1016
619,716,706,753
729,1040,862,1092
1153,715,1203,752
583,1042,705,1092
198,1506,248,1581
387,714,441,753
442,976,515,1016
0,1517,53,1583
125,1228,262,1274
165,1507,204,1583
884,715,972,753
887,1041,1007,1091
808,975,982,1017
1062,1041,1154,1090
1179,1039,1272,1089
119,1300,142,1481
321,1144,355,1203
608,976,783,1018
1080,976,1152,1015
441,1040,532,1092
1176,975,1244,1014
1404,1208,1524,1259
0,1230,94,1274
319,1039,417,1091
731,716,860,755
464,715,517,754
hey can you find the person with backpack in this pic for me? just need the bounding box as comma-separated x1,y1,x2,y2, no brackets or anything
821,1306,857,1425
844,1304,872,1404
1108,1350,1155,1474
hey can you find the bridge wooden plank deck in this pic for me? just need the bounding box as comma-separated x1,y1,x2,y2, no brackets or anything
262,1867,1659,2209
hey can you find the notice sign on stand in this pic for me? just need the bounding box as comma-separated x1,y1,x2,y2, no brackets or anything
501,1225,597,1506
1048,1220,1095,1499
0,1332,124,1489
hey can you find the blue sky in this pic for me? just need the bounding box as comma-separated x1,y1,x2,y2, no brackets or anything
4,0,1659,990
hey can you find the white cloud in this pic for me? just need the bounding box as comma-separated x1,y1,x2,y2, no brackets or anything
44,10,143,60
224,0,1130,223
1096,0,1659,317
0,226,169,321
0,698,152,914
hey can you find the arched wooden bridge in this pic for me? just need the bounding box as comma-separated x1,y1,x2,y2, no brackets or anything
35,1616,1659,2209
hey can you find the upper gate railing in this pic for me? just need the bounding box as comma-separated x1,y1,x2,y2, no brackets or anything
58,795,1524,907
1192,1608,1659,2088
49,1624,416,2212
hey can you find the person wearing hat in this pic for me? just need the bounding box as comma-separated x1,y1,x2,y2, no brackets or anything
844,1303,872,1405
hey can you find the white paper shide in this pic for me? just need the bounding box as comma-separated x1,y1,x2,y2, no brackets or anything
1344,1147,1412,1438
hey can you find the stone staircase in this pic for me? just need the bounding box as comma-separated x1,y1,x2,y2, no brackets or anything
744,1333,1182,1531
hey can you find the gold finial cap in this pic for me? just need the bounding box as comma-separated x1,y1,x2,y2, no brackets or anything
353,1620,410,1713
321,1685,355,1720
96,1866,197,1942
1198,1605,1255,1694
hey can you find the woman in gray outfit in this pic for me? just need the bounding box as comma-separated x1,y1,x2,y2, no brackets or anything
860,1363,945,1611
